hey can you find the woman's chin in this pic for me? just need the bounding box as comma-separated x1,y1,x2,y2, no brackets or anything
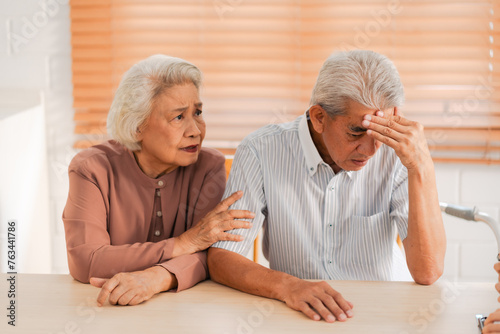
178,152,200,167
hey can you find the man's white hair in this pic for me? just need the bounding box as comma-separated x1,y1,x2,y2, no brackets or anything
107,54,202,151
310,50,404,117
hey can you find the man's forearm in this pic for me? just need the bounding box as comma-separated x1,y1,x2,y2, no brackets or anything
404,162,446,285
207,247,294,301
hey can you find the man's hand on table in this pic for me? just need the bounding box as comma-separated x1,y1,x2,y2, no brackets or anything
90,266,177,306
279,277,354,323
208,247,353,323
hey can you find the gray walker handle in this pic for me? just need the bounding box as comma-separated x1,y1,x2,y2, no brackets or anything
439,202,500,262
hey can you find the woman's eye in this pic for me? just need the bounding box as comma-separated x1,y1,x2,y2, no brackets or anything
350,133,362,138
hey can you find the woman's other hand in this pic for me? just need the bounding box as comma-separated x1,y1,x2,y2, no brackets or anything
494,262,500,300
483,309,500,333
173,191,254,256
90,266,177,306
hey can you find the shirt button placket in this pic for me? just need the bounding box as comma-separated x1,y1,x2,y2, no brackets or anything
326,177,338,273
154,180,164,240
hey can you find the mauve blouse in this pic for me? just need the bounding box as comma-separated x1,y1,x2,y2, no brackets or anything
62,140,226,291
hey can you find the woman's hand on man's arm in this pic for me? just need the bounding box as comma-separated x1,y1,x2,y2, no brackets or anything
172,191,254,257
90,266,177,306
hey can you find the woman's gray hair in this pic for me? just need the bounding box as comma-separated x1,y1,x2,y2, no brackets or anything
310,50,404,117
107,54,202,151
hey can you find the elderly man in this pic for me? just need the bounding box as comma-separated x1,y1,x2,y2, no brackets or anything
207,50,446,323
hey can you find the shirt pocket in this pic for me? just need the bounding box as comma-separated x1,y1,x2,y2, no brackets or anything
346,211,392,270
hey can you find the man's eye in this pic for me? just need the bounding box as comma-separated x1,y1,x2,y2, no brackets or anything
350,133,362,138
174,114,183,120
195,109,203,116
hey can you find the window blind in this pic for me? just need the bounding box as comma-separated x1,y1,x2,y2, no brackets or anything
70,0,500,163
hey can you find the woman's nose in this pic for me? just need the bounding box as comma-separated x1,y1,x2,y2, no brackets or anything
186,118,201,137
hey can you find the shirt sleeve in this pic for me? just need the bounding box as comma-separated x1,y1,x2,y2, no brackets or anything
390,159,409,241
157,155,226,291
63,171,178,283
211,143,267,256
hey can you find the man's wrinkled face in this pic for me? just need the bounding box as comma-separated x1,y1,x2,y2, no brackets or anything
317,100,394,173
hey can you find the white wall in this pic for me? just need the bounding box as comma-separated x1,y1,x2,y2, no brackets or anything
436,163,500,282
0,102,51,273
0,0,499,282
0,0,75,274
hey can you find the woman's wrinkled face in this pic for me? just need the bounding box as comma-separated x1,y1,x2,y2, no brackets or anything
135,82,206,177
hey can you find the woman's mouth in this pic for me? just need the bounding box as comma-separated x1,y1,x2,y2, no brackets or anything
180,144,199,153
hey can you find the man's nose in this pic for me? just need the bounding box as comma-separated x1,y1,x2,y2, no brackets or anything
357,135,378,157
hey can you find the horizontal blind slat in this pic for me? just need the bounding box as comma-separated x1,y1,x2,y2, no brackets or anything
70,0,500,163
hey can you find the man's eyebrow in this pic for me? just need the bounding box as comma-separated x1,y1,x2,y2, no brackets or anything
349,125,367,132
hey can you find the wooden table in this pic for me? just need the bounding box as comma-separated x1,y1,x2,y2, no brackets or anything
0,274,497,333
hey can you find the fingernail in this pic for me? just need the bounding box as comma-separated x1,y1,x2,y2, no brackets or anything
245,222,252,228
364,115,372,120
237,190,243,195
361,120,370,127
377,111,384,117
346,310,354,317
326,315,335,322
313,314,321,321
97,302,102,307
249,212,255,218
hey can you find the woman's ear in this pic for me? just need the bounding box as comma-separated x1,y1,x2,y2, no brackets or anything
308,105,327,134
135,122,146,141
134,127,141,140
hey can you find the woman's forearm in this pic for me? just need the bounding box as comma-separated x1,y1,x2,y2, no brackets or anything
68,238,177,283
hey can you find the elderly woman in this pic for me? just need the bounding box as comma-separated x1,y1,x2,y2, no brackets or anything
62,55,253,306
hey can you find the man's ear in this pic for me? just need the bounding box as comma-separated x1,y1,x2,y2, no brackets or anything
309,105,327,134
393,106,402,117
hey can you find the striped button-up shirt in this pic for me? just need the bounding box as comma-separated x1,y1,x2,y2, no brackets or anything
212,114,410,281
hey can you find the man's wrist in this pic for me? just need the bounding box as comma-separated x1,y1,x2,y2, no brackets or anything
272,273,299,302
407,158,434,179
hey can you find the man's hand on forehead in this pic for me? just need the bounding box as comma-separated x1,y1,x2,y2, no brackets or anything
360,107,432,171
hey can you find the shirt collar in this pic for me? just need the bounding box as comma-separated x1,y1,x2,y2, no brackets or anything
125,144,176,188
298,112,353,179
298,113,324,176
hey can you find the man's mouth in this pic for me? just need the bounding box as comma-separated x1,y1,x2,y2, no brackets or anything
351,159,369,167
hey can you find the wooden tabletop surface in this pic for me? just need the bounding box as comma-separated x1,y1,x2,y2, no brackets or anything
0,274,497,333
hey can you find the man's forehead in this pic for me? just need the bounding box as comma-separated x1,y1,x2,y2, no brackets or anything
337,113,370,130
